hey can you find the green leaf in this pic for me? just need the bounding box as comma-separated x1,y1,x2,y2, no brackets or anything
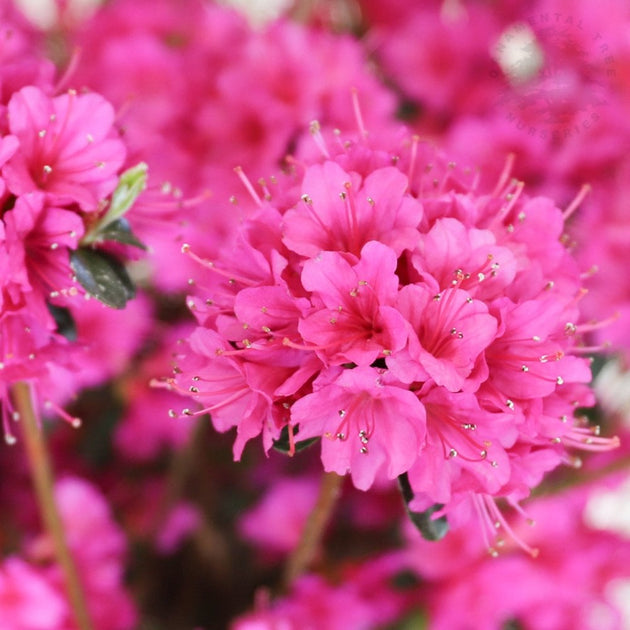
396,99,422,122
82,162,148,244
383,609,428,630
272,425,320,454
102,162,148,227
390,568,421,591
398,473,449,541
70,248,136,309
47,303,77,342
96,218,147,250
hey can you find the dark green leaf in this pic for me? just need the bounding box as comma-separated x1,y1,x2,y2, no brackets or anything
47,303,78,342
390,568,421,591
272,425,320,454
97,218,147,250
70,248,136,309
398,473,449,541
396,99,422,122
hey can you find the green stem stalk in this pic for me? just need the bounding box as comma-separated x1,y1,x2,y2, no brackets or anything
12,382,95,630
283,471,343,588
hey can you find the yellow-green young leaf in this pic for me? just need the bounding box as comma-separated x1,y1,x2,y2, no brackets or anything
93,162,147,233
83,163,148,246
385,609,428,630
104,162,148,225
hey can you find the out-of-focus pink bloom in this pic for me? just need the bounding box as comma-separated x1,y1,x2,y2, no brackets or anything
68,0,397,290
155,502,201,554
68,291,152,389
0,4,55,111
367,4,507,117
402,488,630,630
238,477,319,555
30,477,137,630
114,321,194,461
231,575,376,630
0,557,68,630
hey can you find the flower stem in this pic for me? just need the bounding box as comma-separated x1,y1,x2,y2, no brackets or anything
12,382,95,630
283,471,343,588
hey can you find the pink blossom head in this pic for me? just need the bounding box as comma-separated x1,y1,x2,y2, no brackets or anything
3,86,126,210
167,109,615,545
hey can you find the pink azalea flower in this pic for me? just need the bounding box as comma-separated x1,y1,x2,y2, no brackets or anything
169,327,319,458
291,367,426,490
2,192,83,308
282,162,422,258
3,86,126,210
394,283,497,392
299,242,408,366
485,296,592,401
414,216,517,301
406,386,514,507
0,310,76,445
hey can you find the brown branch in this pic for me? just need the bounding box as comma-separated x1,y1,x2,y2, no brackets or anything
283,471,343,588
12,382,95,630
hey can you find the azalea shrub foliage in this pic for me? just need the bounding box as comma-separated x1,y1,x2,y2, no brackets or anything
2,0,630,628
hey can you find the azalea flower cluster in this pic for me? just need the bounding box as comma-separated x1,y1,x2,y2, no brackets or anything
0,14,149,444
0,8,145,625
167,119,617,544
2,0,630,628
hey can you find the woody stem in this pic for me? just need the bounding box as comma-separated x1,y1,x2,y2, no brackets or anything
283,471,343,588
12,382,95,630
